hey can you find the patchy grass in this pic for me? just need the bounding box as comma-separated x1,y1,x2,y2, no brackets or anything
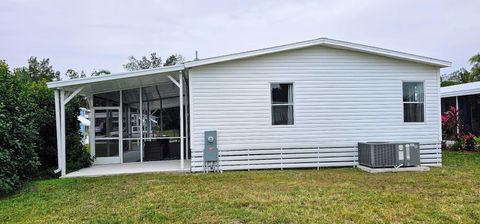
1,151,480,223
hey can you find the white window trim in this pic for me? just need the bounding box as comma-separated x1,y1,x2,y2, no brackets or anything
402,81,426,124
270,82,295,126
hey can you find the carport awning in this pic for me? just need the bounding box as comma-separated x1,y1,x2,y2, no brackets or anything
47,64,185,94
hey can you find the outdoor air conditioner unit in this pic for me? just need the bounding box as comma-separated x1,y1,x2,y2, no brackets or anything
358,142,421,168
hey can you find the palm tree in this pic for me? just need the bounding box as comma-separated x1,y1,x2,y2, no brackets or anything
469,53,480,78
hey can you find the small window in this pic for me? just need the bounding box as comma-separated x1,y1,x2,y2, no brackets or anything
271,83,294,125
403,82,424,122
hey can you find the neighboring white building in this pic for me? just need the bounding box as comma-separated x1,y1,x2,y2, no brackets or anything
48,38,450,176
441,82,480,135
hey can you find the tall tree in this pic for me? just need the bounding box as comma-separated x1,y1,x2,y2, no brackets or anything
14,57,61,82
66,69,87,79
123,52,184,71
91,69,111,77
469,53,480,78
164,54,185,66
123,52,162,71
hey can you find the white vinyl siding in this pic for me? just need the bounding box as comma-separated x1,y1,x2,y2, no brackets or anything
188,46,442,172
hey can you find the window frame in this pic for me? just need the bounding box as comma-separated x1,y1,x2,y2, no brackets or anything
402,81,426,123
270,82,295,126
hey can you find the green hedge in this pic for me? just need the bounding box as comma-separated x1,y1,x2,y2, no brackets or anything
0,58,92,195
0,61,40,195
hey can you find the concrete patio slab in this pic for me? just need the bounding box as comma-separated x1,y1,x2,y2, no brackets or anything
63,160,190,178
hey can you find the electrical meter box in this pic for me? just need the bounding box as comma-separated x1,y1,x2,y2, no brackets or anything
204,131,218,162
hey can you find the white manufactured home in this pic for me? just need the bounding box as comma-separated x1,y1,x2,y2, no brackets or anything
47,38,451,177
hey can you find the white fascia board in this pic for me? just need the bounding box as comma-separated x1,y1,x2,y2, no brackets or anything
441,82,480,98
184,38,451,68
441,89,480,98
184,38,327,67
321,39,452,68
47,64,185,89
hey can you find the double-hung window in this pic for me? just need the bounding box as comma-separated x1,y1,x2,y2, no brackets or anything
271,83,294,125
403,82,424,122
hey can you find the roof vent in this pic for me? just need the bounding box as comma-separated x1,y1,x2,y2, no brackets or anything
194,50,199,61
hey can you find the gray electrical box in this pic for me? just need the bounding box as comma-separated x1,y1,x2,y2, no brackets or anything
358,142,421,168
204,131,218,162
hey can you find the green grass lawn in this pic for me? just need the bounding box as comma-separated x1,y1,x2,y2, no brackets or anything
1,151,479,223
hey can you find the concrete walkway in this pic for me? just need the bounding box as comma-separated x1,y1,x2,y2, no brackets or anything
63,160,191,178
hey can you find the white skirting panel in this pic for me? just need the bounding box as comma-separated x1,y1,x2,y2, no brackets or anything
190,142,442,172
419,142,442,166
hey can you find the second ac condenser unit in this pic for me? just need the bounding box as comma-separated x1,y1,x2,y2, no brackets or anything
358,142,421,168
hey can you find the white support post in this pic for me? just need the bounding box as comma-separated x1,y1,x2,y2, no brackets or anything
455,96,459,110
147,101,151,138
160,98,163,131
456,96,459,134
140,87,143,162
179,72,184,169
54,90,62,174
88,95,95,160
60,90,67,176
119,91,123,163
185,76,189,160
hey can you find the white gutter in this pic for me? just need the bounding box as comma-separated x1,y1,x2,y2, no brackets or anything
47,64,185,89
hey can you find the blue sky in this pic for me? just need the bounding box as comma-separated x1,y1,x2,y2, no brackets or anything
0,0,478,75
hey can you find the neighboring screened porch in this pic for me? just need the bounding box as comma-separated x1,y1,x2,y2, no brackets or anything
442,94,480,136
49,66,189,176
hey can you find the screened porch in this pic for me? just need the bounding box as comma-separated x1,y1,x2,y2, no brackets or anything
49,66,190,176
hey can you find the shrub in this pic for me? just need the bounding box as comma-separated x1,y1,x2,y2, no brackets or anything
474,136,480,145
463,134,476,151
450,140,463,151
0,58,92,195
65,97,92,172
473,136,480,151
442,106,465,141
0,61,40,195
15,58,92,178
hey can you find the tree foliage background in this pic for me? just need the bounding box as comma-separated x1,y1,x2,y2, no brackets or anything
123,53,184,71
441,53,480,86
0,57,91,195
